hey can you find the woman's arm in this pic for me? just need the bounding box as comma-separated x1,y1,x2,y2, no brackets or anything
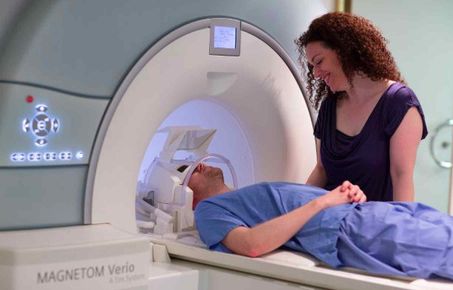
222,182,365,257
390,107,423,202
306,138,327,187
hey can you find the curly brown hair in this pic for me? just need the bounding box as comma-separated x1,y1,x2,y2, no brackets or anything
295,12,404,110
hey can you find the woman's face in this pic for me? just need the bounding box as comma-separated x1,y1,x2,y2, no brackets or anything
305,41,349,92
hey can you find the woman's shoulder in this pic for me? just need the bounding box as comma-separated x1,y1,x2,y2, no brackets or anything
381,82,427,137
379,82,422,113
384,82,418,102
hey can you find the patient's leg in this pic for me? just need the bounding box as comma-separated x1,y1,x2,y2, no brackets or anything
337,202,453,280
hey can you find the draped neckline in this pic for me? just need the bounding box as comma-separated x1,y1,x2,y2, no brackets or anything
334,82,399,138
327,82,401,157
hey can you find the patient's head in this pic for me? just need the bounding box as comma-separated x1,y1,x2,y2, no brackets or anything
188,163,230,208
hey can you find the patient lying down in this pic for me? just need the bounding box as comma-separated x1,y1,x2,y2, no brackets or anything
187,163,453,281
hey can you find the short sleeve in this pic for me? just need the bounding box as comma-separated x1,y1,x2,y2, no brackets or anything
194,201,246,252
383,86,428,139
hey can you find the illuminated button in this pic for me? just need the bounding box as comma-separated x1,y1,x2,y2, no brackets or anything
43,152,57,161
52,119,60,132
22,104,61,147
10,153,26,162
22,119,31,132
32,114,52,137
59,151,72,161
36,104,48,112
28,152,42,161
75,151,84,160
35,138,48,146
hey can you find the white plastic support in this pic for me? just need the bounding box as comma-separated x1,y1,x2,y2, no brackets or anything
152,244,172,263
157,126,216,162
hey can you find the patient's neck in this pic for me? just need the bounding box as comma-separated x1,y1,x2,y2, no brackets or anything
193,183,231,209
216,184,231,195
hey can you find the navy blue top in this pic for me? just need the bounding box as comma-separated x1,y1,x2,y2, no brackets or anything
314,82,428,201
195,182,356,267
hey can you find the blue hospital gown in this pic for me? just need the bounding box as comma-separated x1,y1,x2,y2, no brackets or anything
195,182,355,267
337,202,453,280
195,182,453,280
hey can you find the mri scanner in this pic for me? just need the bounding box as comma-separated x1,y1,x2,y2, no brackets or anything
0,1,451,289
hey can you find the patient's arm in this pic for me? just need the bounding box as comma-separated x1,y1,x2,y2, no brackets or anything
222,182,365,257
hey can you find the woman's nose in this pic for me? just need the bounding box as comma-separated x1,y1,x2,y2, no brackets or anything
313,66,322,78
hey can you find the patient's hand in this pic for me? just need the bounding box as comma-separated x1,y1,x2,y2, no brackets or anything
318,181,366,208
340,180,367,203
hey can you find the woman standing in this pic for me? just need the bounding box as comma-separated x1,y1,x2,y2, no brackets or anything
296,12,428,201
